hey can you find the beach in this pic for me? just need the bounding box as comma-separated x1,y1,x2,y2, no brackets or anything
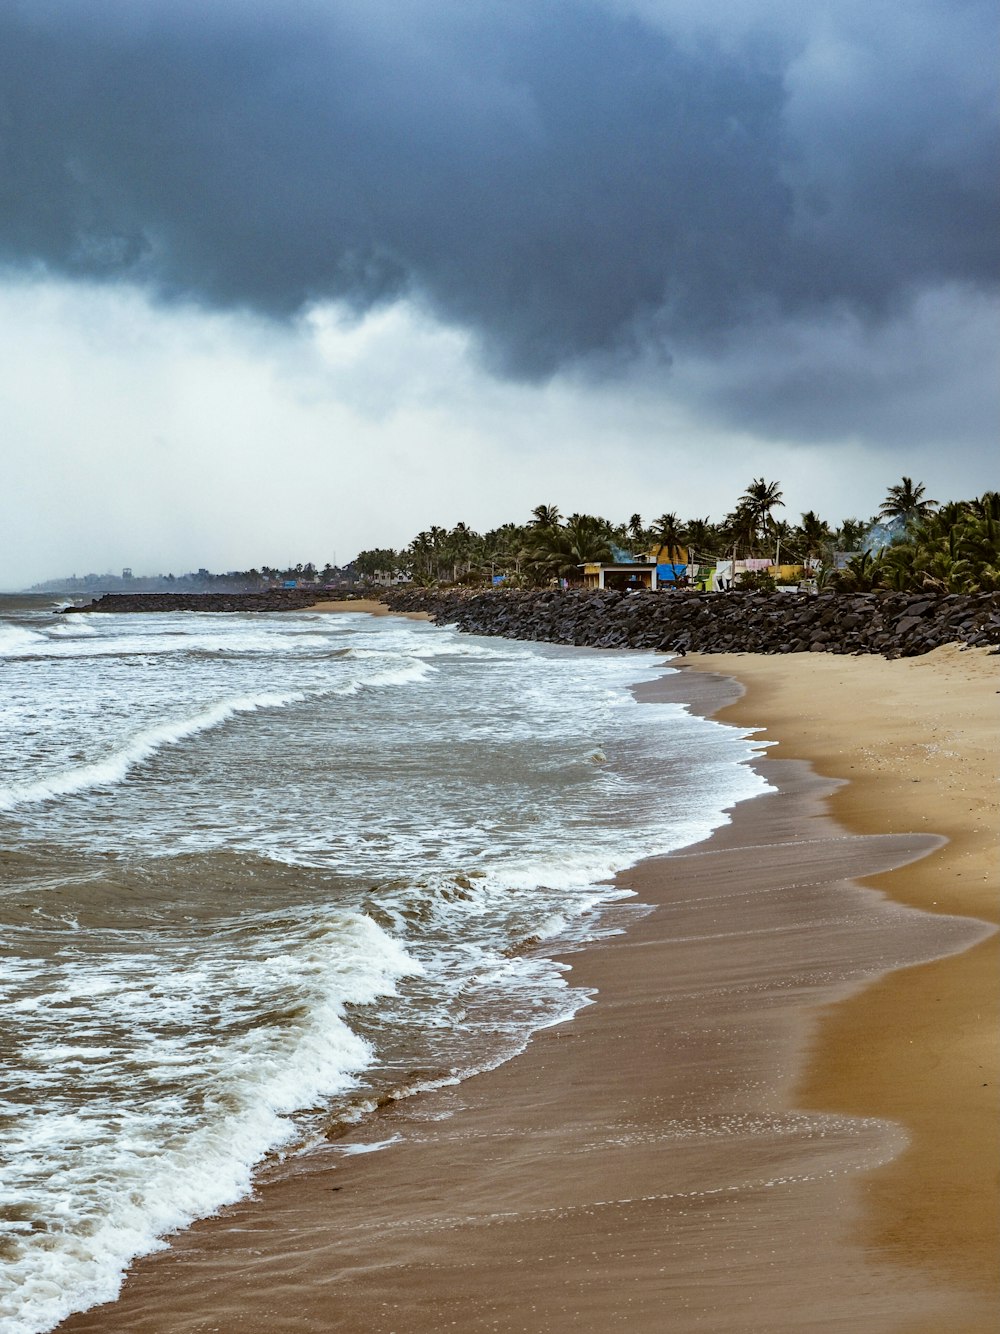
56,643,998,1333
683,645,1000,1308
307,599,431,619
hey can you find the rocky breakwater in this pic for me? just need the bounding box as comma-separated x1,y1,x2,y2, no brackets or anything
380,588,1000,657
62,590,324,614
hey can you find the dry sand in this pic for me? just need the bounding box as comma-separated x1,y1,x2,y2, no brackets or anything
58,645,999,1334
306,599,430,619
681,644,1000,1311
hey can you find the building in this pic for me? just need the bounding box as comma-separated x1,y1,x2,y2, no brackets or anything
581,562,659,590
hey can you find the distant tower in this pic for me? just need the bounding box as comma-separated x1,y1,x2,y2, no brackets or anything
122,567,132,580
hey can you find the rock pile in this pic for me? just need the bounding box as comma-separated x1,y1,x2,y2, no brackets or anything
62,590,325,614
381,588,1000,657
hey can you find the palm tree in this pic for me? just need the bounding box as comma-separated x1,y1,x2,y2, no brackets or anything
479,526,522,581
425,525,450,581
830,488,998,594
443,522,482,581
878,477,937,525
521,513,614,583
836,517,867,552
722,500,759,559
683,517,718,561
649,512,685,567
835,549,885,593
797,510,831,562
970,491,1000,522
563,513,615,560
529,503,561,529
741,478,785,548
627,513,646,549
408,531,435,581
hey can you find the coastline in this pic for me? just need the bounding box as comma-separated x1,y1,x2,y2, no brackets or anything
680,645,1000,1305
56,645,998,1333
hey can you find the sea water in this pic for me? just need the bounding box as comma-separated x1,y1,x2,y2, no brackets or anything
0,597,767,1333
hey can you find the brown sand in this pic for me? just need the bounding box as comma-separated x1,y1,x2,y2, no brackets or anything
681,645,1000,1310
58,647,999,1333
306,599,430,619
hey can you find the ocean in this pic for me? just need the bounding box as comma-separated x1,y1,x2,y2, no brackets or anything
0,597,768,1333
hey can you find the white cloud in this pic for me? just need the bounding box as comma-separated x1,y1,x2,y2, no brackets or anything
0,275,994,589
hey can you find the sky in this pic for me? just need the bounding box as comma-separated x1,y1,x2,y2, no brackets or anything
1,0,996,587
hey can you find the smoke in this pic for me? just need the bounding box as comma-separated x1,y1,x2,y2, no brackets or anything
0,0,996,378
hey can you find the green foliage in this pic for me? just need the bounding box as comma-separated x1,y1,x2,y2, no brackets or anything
738,477,785,551
649,512,685,564
878,476,937,525
354,547,403,579
344,482,996,598
795,510,832,560
834,549,885,593
683,517,719,559
831,491,1000,594
835,517,867,552
520,512,616,583
530,504,562,529
735,569,777,592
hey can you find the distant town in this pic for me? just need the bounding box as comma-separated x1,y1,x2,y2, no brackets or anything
29,562,356,597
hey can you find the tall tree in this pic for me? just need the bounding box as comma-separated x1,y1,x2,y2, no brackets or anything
354,547,401,579
740,477,785,547
878,477,937,524
723,500,761,557
836,518,867,551
683,517,718,560
650,512,685,565
797,510,831,561
521,513,614,582
529,503,561,528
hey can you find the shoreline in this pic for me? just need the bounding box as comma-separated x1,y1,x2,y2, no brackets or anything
680,646,1000,1303
56,645,998,1332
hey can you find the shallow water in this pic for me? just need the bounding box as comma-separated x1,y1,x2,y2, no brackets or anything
0,599,768,1333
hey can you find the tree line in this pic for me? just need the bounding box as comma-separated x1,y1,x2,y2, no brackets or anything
37,476,994,596
354,477,1000,595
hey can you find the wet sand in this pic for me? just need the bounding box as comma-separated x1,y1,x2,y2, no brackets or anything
58,647,998,1333
681,644,1000,1311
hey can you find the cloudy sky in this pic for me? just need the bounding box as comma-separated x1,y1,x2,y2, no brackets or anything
1,0,996,587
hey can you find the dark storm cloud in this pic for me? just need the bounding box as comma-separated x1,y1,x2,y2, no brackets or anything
0,0,996,376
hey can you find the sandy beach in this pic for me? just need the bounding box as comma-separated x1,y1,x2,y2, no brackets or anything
682,645,1000,1310
58,644,998,1333
307,599,430,619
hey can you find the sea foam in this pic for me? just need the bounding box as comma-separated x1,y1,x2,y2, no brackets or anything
0,691,304,811
0,912,418,1334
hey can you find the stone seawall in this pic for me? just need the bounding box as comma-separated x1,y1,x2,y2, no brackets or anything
380,587,1000,657
62,590,326,614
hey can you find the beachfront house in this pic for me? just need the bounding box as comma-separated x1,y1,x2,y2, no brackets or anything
581,561,659,591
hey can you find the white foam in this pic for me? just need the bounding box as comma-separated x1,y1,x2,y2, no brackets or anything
0,913,419,1334
335,1135,403,1155
0,617,342,661
329,657,434,695
43,619,97,639
0,624,45,656
0,690,304,811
